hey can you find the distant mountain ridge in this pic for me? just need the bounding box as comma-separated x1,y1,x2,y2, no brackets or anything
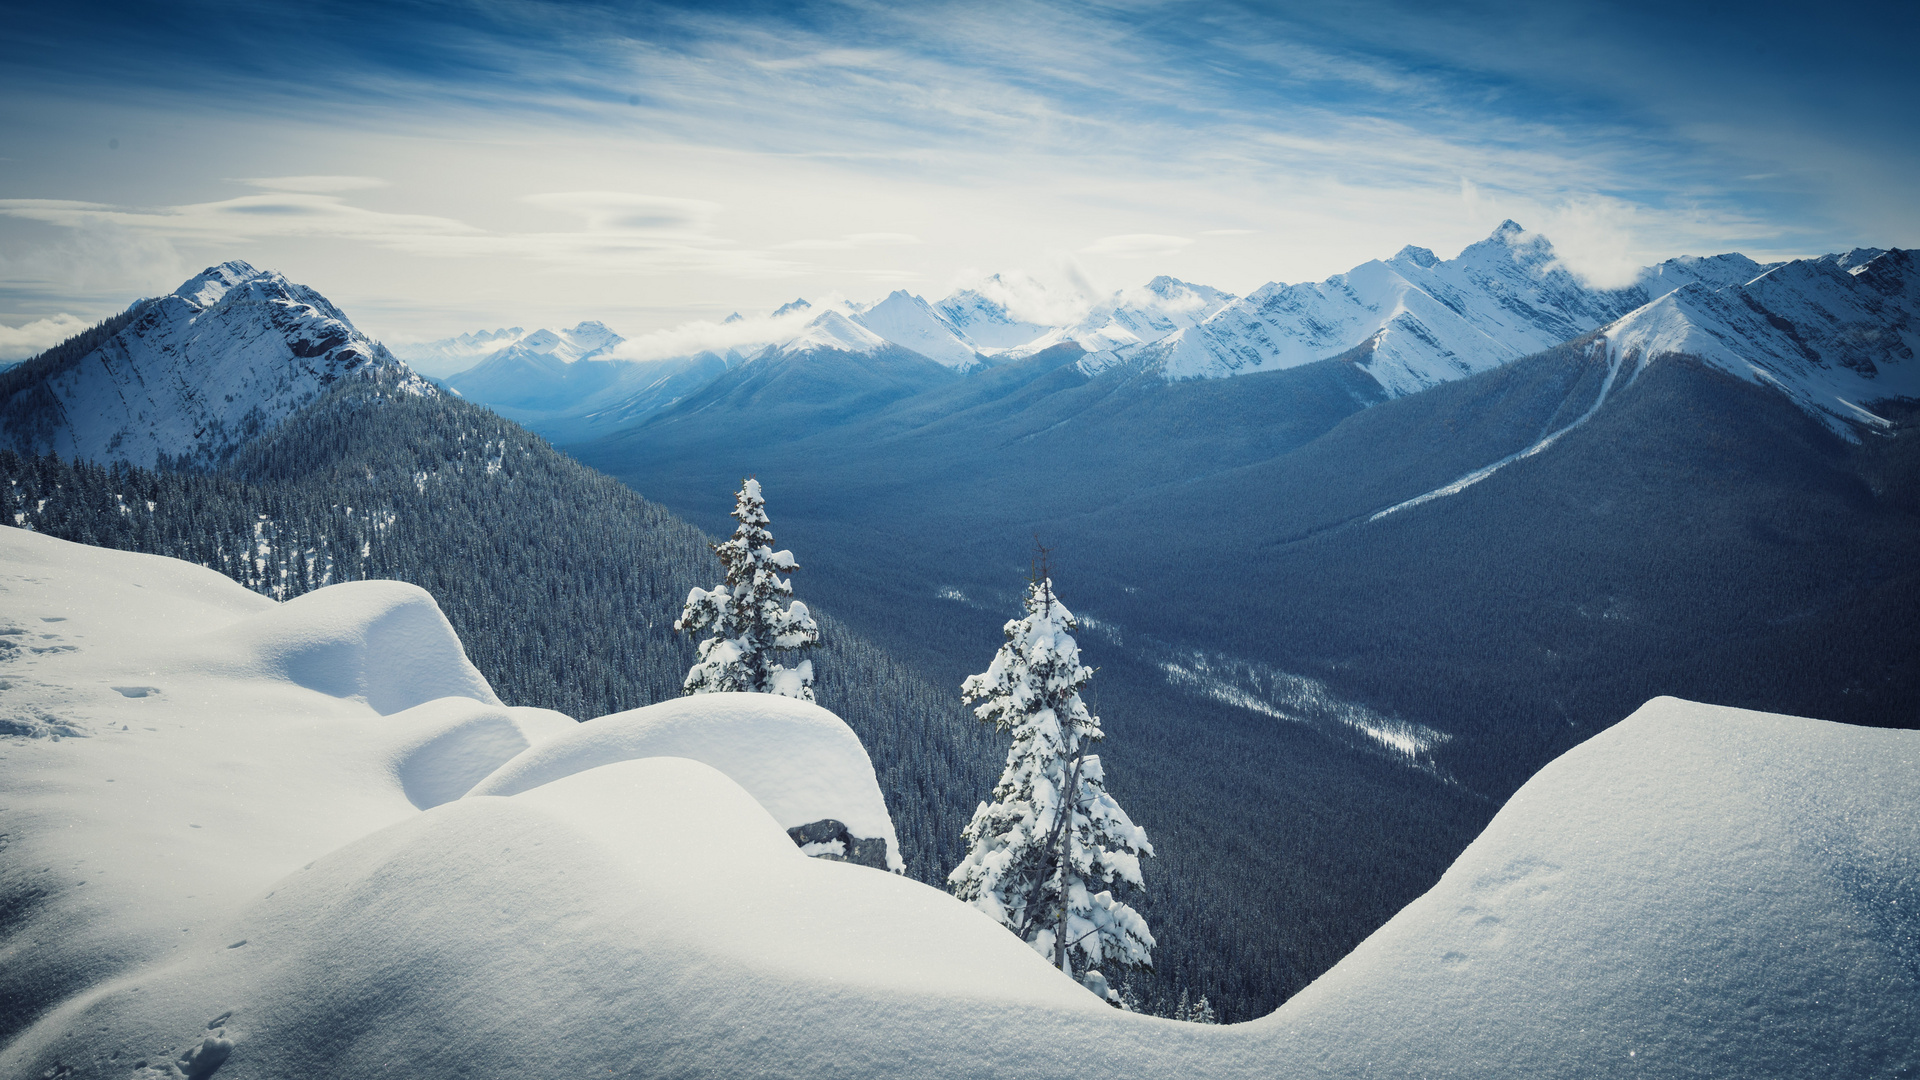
424,224,1912,443
1597,247,1919,432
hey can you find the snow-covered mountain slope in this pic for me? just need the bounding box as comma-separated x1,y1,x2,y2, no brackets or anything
852,290,982,370
1597,247,1919,434
0,261,424,468
4,530,1914,1079
442,321,625,400
778,308,890,356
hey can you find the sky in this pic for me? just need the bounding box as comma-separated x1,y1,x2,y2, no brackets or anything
1,0,1916,357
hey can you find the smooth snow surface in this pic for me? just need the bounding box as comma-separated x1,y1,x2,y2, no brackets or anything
1248,697,1919,1078
469,693,905,871
5,531,1914,1079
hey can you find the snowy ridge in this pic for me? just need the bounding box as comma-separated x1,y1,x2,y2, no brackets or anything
0,260,423,468
1596,248,1920,436
1084,222,1651,394
387,326,525,374
394,323,624,379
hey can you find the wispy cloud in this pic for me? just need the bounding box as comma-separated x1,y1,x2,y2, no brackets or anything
607,300,845,363
0,190,812,279
0,0,1910,336
0,195,475,244
0,313,90,361
241,176,390,193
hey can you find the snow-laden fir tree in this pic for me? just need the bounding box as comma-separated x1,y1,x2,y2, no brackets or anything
948,570,1154,978
674,478,819,699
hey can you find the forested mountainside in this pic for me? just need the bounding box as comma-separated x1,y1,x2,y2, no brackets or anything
0,369,1421,1020
576,330,1920,793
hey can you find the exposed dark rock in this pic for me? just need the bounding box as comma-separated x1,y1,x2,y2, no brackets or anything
786,818,890,870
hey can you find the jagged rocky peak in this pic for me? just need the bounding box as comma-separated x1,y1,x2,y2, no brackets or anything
1596,245,1920,436
1459,219,1558,268
174,259,266,308
1393,245,1440,268
0,261,422,469
771,298,813,318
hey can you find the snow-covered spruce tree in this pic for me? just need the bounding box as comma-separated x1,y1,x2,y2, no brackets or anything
673,478,819,699
948,572,1154,979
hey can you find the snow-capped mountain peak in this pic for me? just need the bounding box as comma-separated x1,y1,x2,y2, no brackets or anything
772,298,814,319
173,259,269,308
0,262,423,468
1083,220,1649,394
851,290,980,370
933,276,1058,352
779,309,888,356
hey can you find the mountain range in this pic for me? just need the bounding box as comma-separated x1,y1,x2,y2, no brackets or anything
402,222,1916,448
1,230,1915,1023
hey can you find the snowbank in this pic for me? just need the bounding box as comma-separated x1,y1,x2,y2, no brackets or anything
196,579,502,714
3,529,1914,1079
471,692,905,871
1245,696,1920,1077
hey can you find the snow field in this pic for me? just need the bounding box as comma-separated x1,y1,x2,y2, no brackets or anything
3,528,1915,1079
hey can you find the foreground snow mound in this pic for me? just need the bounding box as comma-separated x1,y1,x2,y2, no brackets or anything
6,758,1188,1080
470,692,905,871
0,529,538,1047
1248,696,1919,1078
5,530,1914,1079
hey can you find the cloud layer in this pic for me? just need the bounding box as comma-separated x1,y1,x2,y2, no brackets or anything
0,0,1911,338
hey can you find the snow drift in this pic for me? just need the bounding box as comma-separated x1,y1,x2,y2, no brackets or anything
469,692,905,871
2,528,1914,1079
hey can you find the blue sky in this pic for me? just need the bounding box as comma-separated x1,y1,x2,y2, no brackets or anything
1,0,1914,352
